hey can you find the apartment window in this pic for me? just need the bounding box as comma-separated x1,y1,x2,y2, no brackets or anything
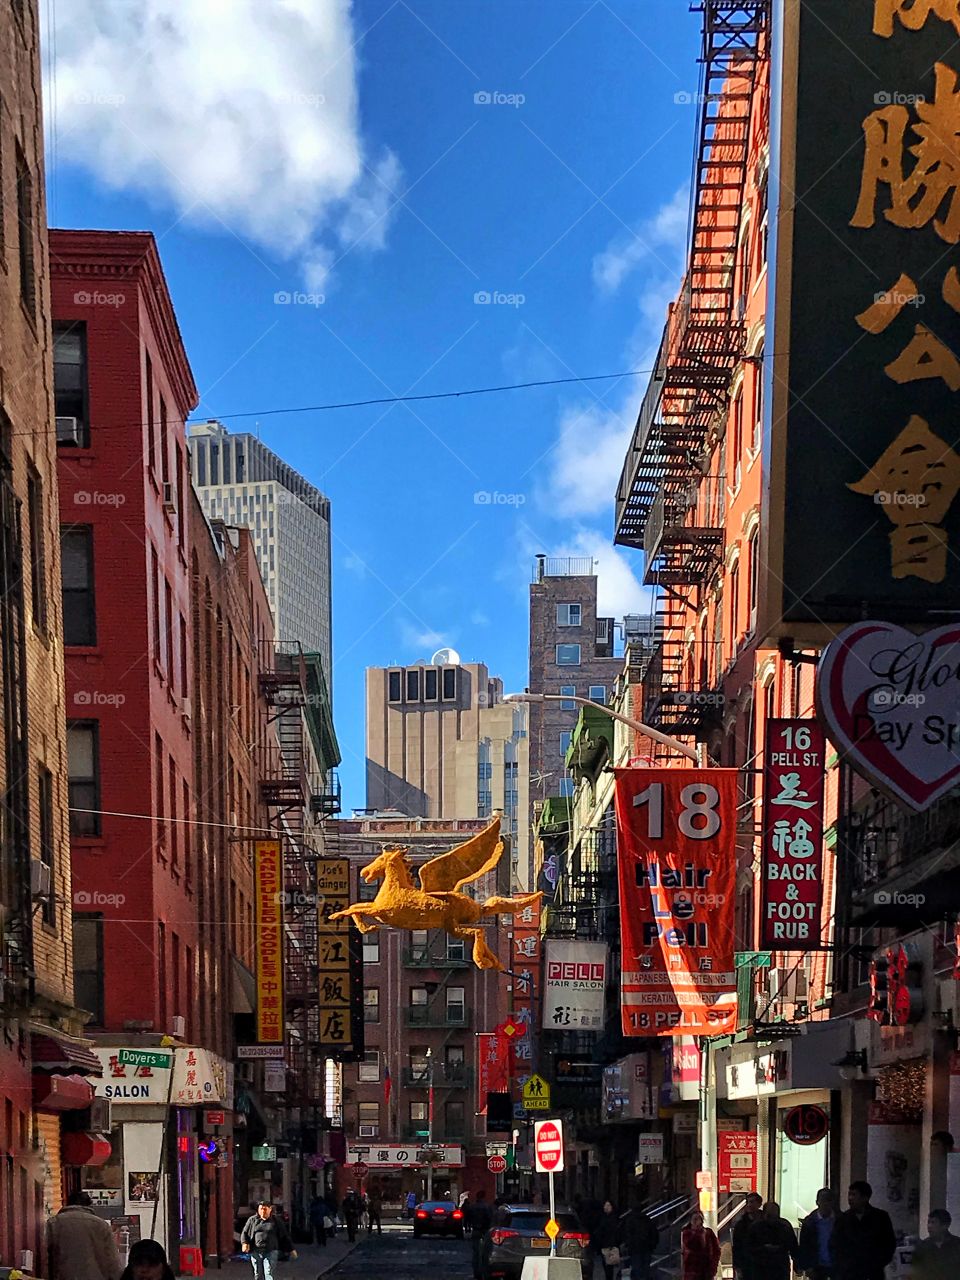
445,1100,465,1136
556,603,581,627
159,396,169,484
145,351,156,474
410,1101,428,1123
478,790,492,817
363,937,380,965
358,1049,380,1082
556,643,581,666
445,1045,465,1074
175,442,185,544
27,467,47,634
731,388,744,488
53,325,89,446
729,561,741,647
364,987,380,1023
410,1047,429,1080
179,615,188,697
16,142,34,313
588,685,606,704
151,547,161,664
164,581,174,681
410,986,428,1007
72,915,104,1024
387,670,402,702
182,778,191,882
155,733,166,849
410,930,429,961
358,874,378,903
406,669,420,701
60,526,96,646
446,936,466,962
477,761,493,782
158,921,167,1024
38,767,55,925
446,986,465,1022
755,173,769,275
747,527,760,624
559,685,576,710
67,722,100,836
560,731,572,757
169,758,179,870
358,1102,379,1136
441,667,457,701
424,668,438,701
752,345,765,452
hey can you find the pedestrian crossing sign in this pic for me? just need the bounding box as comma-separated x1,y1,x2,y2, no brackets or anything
522,1074,551,1110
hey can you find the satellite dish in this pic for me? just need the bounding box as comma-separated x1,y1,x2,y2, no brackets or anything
432,647,461,666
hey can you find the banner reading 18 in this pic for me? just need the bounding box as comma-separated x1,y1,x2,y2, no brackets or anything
615,769,737,1038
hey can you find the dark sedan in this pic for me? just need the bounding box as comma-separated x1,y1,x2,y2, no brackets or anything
413,1199,466,1238
480,1206,590,1280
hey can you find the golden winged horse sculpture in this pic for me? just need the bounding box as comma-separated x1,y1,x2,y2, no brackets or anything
328,816,541,970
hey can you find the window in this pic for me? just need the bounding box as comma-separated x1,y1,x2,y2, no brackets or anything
145,351,156,474
446,936,465,962
175,441,185,544
731,387,744,488
410,986,428,1007
441,667,457,701
747,527,760,624
387,670,402,702
72,915,104,1024
151,547,161,664
560,731,572,757
556,643,581,666
410,929,428,961
158,921,167,1024
446,986,465,1022
358,874,378,903
182,778,191,882
169,758,178,870
364,987,380,1023
27,467,47,634
67,722,100,836
358,1102,379,1137
60,526,96,646
445,1045,465,1074
410,1101,428,1123
444,1100,465,1137
164,581,174,681
478,790,492,817
16,142,34,313
559,685,576,710
155,733,165,849
53,325,88,446
38,767,55,925
752,345,764,452
424,668,438,701
729,561,740,648
556,603,581,627
358,1050,380,1082
410,1047,429,1080
160,396,169,485
405,669,420,701
477,761,492,781
363,937,380,965
179,615,188,697
588,685,606,704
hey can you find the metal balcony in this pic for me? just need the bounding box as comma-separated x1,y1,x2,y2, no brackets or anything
401,1066,473,1089
404,1005,471,1029
643,485,723,588
402,947,470,969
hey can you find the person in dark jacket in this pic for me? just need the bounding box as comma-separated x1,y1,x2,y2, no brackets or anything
240,1202,296,1280
796,1188,837,1279
593,1201,623,1280
309,1193,329,1246
747,1202,798,1280
732,1193,764,1280
830,1182,896,1280
621,1196,660,1280
342,1189,361,1242
468,1190,494,1279
910,1210,960,1280
118,1239,175,1280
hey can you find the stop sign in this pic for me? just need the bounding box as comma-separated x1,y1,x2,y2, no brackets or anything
534,1119,564,1173
487,1154,507,1174
354,1162,369,1177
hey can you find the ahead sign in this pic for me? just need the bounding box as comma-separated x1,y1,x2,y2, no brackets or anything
534,1119,564,1174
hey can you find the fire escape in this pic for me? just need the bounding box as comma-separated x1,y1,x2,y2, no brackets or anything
614,1,770,750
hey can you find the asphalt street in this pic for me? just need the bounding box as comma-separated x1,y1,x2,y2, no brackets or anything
329,1223,473,1279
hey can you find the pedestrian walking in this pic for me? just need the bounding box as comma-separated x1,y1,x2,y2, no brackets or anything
118,1239,175,1280
367,1185,383,1235
746,1202,798,1280
594,1200,623,1280
309,1193,329,1247
910,1210,960,1279
621,1194,659,1280
406,1189,418,1220
732,1193,764,1280
468,1190,494,1280
830,1182,896,1280
46,1190,123,1280
797,1188,838,1280
342,1189,361,1242
682,1211,721,1280
240,1201,297,1280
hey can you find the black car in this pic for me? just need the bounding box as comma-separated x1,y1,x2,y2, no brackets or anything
480,1206,590,1280
413,1199,466,1238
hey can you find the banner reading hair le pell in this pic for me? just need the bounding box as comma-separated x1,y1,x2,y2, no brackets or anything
615,769,737,1037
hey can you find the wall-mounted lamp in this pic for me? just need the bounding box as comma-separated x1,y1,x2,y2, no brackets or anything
832,1049,868,1082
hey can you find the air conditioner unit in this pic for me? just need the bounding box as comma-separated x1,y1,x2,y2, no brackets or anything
170,1014,186,1038
30,859,52,899
162,483,177,513
358,1125,378,1138
55,416,80,445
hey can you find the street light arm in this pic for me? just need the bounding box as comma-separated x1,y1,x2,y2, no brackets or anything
503,691,699,764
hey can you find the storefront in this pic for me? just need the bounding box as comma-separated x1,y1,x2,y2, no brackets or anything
341,1144,466,1206
30,1030,107,1225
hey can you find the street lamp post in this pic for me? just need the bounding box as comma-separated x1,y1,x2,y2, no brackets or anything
426,1048,434,1201
503,691,699,763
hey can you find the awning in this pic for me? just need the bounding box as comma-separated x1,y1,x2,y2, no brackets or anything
62,1131,113,1167
33,1073,95,1112
31,1031,103,1075
231,955,256,1015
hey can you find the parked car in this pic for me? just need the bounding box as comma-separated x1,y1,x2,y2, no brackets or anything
480,1206,590,1280
413,1199,466,1239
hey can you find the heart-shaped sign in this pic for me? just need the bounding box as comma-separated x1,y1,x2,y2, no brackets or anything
816,621,960,812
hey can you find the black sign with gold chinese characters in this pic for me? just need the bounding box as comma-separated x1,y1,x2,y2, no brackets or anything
765,0,960,634
316,859,364,1061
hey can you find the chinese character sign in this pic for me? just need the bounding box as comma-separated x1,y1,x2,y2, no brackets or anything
718,1132,757,1194
317,859,364,1059
511,905,541,1077
542,940,607,1031
615,769,737,1037
760,720,826,949
254,842,284,1044
766,0,960,628
477,1033,509,1109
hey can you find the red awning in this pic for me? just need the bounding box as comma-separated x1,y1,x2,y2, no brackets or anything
62,1132,112,1167
32,1073,95,1112
31,1032,102,1075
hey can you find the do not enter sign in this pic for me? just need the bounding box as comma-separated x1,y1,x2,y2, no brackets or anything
534,1119,564,1173
783,1105,829,1146
487,1154,507,1174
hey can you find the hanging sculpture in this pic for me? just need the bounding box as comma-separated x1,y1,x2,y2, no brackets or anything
329,816,541,970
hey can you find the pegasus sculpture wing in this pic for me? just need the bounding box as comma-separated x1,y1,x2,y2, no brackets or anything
417,816,504,894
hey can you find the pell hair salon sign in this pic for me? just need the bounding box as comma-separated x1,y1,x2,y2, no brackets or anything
816,621,960,811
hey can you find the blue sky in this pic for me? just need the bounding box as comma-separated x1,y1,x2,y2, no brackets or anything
46,0,700,809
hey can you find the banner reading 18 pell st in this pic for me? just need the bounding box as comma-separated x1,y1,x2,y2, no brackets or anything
615,769,737,1037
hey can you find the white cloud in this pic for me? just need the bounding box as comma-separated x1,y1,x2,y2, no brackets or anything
550,530,653,618
544,400,635,520
45,0,400,289
398,620,446,655
592,185,688,294
470,610,490,627
342,551,368,579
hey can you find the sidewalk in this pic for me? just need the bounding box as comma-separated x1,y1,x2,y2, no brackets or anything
223,1236,359,1279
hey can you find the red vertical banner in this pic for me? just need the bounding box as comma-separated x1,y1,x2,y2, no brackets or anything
477,1033,509,1111
759,720,826,950
511,903,541,1077
615,769,737,1037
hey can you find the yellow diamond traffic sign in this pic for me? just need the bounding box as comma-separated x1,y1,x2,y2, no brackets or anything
522,1073,551,1111
544,1219,560,1241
